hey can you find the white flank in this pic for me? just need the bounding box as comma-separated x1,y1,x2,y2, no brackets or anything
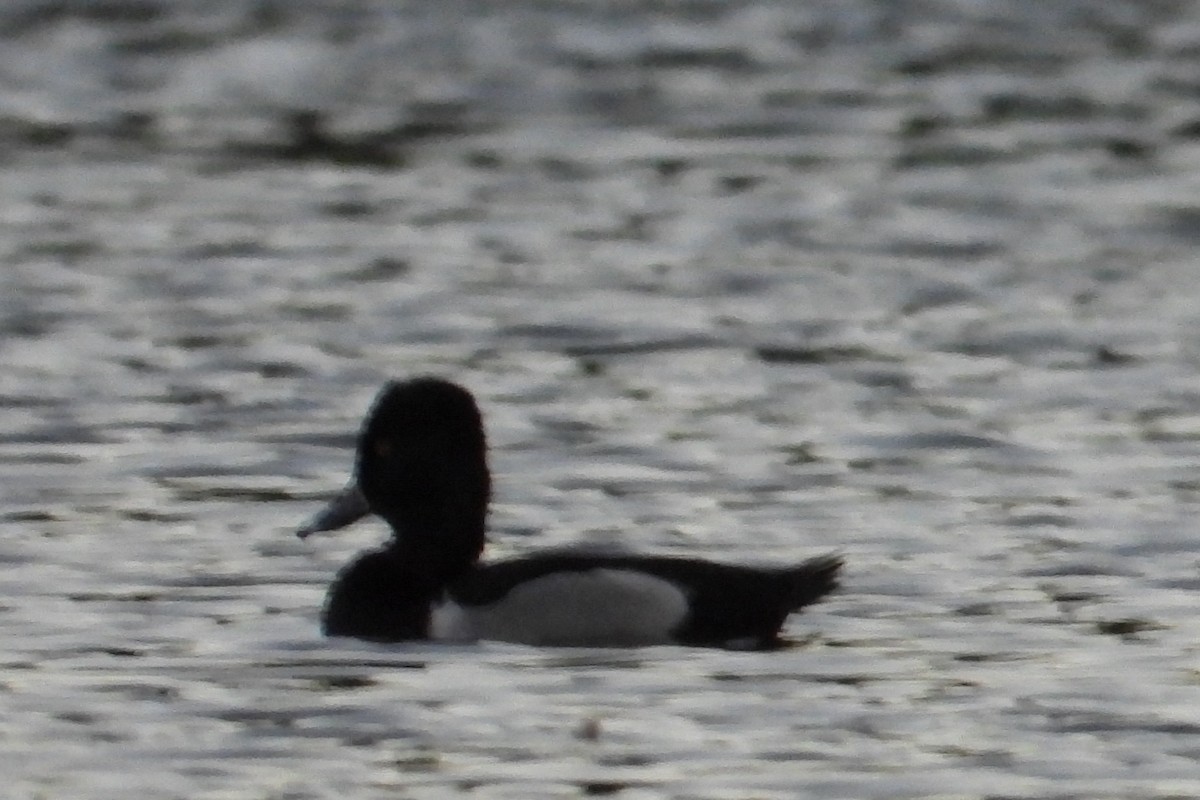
430,569,690,647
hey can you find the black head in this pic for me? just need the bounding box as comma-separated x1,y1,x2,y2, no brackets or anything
356,377,491,576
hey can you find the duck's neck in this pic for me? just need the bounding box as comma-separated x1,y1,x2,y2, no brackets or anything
321,518,485,642
376,471,488,578
388,514,485,584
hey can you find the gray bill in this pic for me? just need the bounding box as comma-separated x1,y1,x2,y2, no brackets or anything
296,483,371,539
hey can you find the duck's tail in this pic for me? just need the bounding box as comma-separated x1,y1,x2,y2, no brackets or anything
786,553,844,610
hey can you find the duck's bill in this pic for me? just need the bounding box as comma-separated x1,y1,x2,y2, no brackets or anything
296,484,370,539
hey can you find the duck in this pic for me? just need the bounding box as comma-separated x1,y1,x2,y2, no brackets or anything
297,377,843,649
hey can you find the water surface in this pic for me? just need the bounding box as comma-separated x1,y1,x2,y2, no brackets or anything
3,1,1200,798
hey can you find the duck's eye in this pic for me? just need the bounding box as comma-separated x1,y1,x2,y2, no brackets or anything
373,438,394,458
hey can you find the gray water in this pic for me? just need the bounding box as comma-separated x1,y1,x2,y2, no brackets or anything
3,1,1200,798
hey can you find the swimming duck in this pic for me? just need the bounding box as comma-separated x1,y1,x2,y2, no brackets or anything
298,377,842,649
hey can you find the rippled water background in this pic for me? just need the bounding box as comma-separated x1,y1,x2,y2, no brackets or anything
4,1,1200,798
